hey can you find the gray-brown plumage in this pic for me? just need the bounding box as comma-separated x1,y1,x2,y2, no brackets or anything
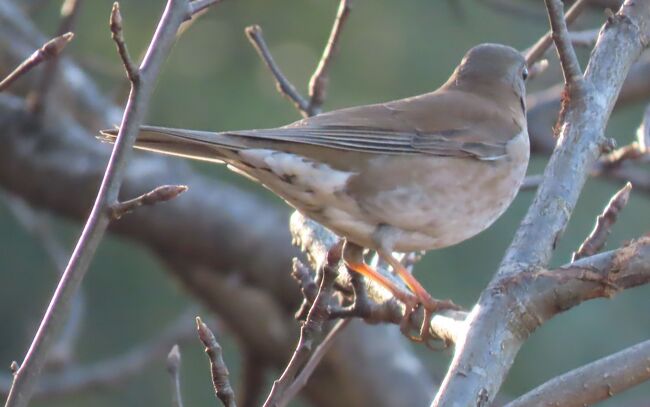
100,43,529,328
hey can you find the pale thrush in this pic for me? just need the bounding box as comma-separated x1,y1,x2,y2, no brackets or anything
101,43,529,338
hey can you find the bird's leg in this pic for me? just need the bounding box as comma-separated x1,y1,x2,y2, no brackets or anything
377,249,460,343
341,241,417,308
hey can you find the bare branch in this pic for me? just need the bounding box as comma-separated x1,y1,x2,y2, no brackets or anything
109,2,138,84
166,345,184,407
433,2,650,405
110,184,188,220
0,309,198,399
569,28,600,47
307,0,352,114
573,182,632,261
189,0,223,15
281,319,350,403
525,0,589,66
545,0,583,83
263,250,339,407
3,1,221,406
239,353,267,407
245,25,310,116
196,317,236,407
636,103,650,153
506,340,650,407
290,213,468,345
28,0,82,116
0,32,73,92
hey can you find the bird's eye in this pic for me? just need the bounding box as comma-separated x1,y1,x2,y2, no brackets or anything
522,67,529,81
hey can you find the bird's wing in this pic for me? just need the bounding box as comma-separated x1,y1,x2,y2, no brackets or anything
226,125,508,160
98,89,523,162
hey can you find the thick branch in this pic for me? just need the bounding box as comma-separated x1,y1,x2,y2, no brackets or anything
433,2,650,405
506,340,650,407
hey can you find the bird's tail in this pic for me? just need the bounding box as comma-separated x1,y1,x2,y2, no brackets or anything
98,126,248,164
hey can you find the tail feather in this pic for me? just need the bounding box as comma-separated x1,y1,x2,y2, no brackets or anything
98,126,247,164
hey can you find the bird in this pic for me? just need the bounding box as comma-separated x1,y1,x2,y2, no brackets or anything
100,43,529,340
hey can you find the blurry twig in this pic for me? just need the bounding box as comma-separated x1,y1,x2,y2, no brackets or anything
167,345,184,407
0,308,201,399
196,317,236,407
263,250,339,407
569,28,600,47
110,184,188,220
239,353,267,407
245,25,310,115
521,174,543,191
29,0,82,116
0,33,73,92
246,0,352,117
1,193,84,369
280,319,350,404
3,1,221,406
307,0,352,115
638,104,650,152
525,0,589,67
572,182,632,261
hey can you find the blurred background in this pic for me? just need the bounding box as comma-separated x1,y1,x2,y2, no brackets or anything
0,0,648,406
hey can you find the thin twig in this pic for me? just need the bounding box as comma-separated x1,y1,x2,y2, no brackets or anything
599,142,645,167
0,308,200,399
2,2,220,406
245,25,310,116
505,340,650,407
525,0,590,66
189,0,222,15
263,252,339,407
196,317,236,407
307,0,352,114
110,184,188,219
166,345,184,407
572,182,632,261
0,33,73,92
520,174,543,191
28,0,82,116
0,193,84,369
636,103,650,153
280,319,351,403
109,2,138,84
544,0,583,83
569,28,600,47
239,353,267,407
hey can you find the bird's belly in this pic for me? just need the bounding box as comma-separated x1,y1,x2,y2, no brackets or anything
338,131,530,252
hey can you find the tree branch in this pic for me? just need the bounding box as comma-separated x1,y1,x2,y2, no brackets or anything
0,32,73,92
525,0,589,67
506,340,650,407
245,25,310,115
545,0,583,83
307,0,352,115
166,345,184,407
572,182,632,261
432,2,650,405
197,317,236,407
3,2,219,406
